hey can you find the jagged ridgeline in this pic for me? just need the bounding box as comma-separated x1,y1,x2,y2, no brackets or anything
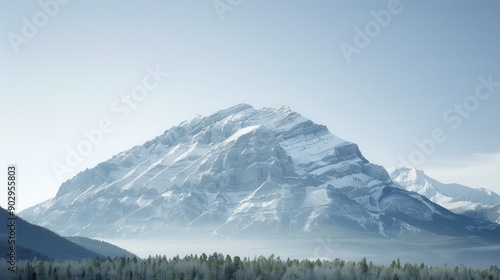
389,167,500,224
19,104,500,242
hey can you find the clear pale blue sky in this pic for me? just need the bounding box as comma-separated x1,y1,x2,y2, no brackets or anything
1,1,499,211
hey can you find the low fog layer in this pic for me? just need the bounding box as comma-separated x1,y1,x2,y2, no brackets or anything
103,236,500,269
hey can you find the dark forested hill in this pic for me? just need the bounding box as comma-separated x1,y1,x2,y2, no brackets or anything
0,207,103,260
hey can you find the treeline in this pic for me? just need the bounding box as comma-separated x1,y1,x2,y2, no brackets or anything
1,253,499,280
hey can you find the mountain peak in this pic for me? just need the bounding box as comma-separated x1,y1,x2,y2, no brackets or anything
216,103,255,116
389,166,500,222
277,105,291,112
388,166,425,182
19,105,500,242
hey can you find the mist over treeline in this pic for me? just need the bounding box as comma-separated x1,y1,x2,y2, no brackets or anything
1,253,499,280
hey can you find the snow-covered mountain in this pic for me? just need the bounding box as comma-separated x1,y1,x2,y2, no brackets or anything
20,104,500,241
388,167,500,224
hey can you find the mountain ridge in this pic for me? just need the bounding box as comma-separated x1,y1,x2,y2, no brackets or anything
65,236,137,258
19,104,500,242
0,207,103,260
389,166,500,224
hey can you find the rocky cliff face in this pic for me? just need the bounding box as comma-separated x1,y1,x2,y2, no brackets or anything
20,104,500,241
